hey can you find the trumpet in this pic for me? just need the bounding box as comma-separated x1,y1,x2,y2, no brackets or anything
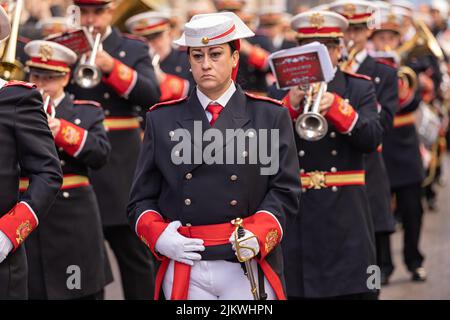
74,27,102,89
40,90,55,119
0,0,25,81
295,82,329,141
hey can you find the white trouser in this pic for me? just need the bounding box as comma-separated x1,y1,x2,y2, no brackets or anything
162,259,276,300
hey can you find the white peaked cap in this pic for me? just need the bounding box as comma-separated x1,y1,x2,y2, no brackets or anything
173,11,255,47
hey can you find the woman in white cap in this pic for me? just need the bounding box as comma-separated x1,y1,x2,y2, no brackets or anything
22,40,112,300
0,8,63,299
128,11,300,300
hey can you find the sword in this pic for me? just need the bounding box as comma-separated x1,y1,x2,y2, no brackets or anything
231,218,260,300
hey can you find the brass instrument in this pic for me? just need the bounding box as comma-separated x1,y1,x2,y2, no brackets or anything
231,218,260,300
112,0,158,32
0,0,25,81
340,40,360,73
40,89,55,119
397,19,444,63
74,27,102,89
295,82,329,141
398,65,418,108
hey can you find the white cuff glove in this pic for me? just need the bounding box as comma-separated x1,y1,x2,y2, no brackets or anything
229,229,260,260
0,230,13,264
155,221,205,266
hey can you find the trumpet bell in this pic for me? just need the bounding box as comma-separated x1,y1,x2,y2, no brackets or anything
74,64,102,89
296,112,328,141
0,60,25,81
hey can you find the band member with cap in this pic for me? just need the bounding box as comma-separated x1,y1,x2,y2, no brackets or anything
38,17,70,38
128,11,300,300
271,10,382,299
22,40,112,300
67,0,160,300
0,6,63,299
328,0,398,291
125,11,193,102
370,2,428,283
257,5,297,51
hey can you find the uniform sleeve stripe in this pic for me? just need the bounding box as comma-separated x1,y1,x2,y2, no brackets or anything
19,201,39,226
134,209,163,235
123,70,138,99
343,112,359,135
255,210,283,239
73,131,88,158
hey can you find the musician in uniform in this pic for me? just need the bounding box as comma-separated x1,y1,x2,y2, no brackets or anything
125,11,193,102
68,0,161,299
271,11,383,299
370,3,427,283
0,6,63,299
328,0,398,289
127,11,300,300
22,40,112,300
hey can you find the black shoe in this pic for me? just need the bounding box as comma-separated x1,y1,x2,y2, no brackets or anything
411,267,427,282
380,272,390,285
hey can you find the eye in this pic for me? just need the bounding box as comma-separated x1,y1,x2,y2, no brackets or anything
192,54,203,60
210,51,222,59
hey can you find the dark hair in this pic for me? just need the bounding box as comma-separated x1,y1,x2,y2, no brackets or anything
297,38,340,47
187,41,238,55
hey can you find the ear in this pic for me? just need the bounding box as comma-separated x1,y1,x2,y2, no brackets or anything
231,50,239,67
63,74,71,87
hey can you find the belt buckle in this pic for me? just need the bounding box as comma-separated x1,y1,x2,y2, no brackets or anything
308,171,327,189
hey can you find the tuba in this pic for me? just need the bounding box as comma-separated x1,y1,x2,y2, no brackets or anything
397,19,444,63
112,0,157,32
398,65,418,108
0,0,25,81
295,82,329,141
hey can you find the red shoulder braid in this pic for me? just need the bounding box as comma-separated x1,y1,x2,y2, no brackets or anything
74,100,102,108
18,36,31,44
375,58,398,69
341,70,372,81
245,92,283,106
4,80,36,89
148,96,188,112
122,33,147,43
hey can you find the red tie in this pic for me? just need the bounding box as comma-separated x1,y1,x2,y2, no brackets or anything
206,102,223,126
46,102,53,116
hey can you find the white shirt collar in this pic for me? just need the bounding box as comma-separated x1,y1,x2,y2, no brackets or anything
53,92,66,108
355,49,368,64
196,81,236,111
352,49,368,72
102,26,112,42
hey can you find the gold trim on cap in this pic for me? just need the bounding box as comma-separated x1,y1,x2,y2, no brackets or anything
202,37,209,44
296,32,344,39
26,61,70,73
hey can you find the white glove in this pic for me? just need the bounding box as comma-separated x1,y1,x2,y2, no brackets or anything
155,221,205,266
0,230,13,264
229,229,260,260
